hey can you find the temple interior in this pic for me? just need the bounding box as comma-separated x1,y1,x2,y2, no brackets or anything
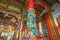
0,0,60,40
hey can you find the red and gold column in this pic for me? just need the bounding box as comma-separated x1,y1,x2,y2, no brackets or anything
44,11,60,40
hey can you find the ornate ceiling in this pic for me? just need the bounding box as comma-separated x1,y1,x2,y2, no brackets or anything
0,0,59,23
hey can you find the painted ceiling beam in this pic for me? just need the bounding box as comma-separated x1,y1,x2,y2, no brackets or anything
13,0,43,12
0,7,21,19
0,21,17,27
35,8,42,12
37,1,52,11
13,0,25,4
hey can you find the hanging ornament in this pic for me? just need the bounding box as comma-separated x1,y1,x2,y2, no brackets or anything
27,0,38,37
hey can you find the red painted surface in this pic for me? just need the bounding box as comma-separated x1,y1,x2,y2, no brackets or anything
28,0,34,9
38,1,52,11
37,37,43,40
44,14,54,40
22,37,26,40
0,21,17,27
21,37,44,40
57,0,60,3
57,25,60,35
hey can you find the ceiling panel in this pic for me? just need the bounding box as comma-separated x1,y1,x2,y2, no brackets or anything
0,0,57,21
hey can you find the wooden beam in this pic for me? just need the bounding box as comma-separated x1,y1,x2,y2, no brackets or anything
37,1,52,11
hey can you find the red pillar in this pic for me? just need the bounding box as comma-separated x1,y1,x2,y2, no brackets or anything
44,12,54,40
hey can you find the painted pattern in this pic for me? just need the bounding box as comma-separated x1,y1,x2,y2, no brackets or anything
27,9,38,36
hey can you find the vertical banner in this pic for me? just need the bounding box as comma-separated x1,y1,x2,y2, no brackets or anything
27,0,38,39
27,10,37,36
